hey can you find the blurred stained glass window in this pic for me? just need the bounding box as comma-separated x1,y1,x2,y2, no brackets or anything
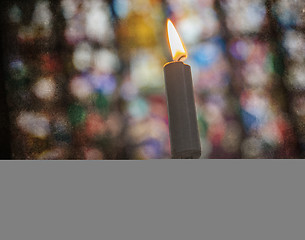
1,0,305,159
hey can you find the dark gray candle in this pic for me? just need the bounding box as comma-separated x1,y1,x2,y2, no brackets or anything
164,61,201,159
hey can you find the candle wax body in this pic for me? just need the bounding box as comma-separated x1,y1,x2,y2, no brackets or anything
164,61,201,159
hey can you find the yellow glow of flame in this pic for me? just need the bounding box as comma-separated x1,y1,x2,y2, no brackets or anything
167,19,187,61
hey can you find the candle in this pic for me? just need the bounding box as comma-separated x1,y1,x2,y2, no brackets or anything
163,19,201,159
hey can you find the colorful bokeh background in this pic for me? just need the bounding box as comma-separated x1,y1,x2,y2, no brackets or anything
1,0,305,159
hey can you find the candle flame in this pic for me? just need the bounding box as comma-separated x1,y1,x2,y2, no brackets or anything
167,19,187,61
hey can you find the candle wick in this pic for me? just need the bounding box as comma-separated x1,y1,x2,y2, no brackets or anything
177,55,185,61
